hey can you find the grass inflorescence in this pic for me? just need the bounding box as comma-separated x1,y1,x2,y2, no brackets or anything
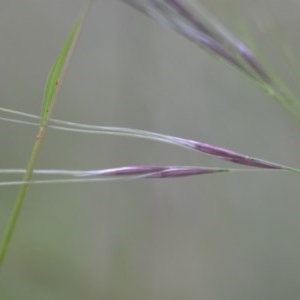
0,0,299,274
122,0,300,120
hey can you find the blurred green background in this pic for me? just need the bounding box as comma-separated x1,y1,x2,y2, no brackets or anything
1,0,300,299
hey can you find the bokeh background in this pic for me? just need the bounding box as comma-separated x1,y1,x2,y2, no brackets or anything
0,0,300,299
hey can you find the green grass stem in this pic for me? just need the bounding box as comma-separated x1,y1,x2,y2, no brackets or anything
0,2,92,270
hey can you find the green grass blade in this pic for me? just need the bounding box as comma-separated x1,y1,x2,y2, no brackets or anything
40,13,85,125
0,3,92,271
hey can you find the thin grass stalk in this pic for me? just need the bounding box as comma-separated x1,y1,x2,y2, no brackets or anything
0,5,92,269
1,107,299,173
0,165,280,187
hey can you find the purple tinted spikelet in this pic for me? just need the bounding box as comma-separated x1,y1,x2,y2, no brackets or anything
122,0,300,122
164,0,216,38
121,0,273,86
142,166,229,177
83,166,229,178
237,43,272,84
173,137,285,169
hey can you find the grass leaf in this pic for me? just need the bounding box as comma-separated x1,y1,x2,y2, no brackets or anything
40,13,85,124
0,3,92,270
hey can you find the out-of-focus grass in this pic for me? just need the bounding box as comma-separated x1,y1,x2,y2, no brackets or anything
0,1,300,300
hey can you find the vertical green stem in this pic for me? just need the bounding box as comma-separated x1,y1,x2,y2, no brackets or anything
0,2,92,270
0,127,46,267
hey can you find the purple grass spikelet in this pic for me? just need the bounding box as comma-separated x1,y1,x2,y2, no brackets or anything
174,137,285,169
